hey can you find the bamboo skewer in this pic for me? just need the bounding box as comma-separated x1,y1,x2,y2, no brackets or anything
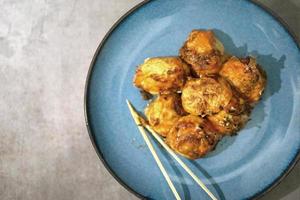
126,100,181,200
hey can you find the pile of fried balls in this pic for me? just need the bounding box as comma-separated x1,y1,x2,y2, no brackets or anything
133,30,266,159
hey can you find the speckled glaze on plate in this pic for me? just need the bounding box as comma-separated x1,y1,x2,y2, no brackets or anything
85,0,300,199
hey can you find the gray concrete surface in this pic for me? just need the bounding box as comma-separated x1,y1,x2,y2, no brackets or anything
0,0,299,200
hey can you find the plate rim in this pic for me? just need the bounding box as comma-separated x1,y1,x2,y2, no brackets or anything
84,0,300,199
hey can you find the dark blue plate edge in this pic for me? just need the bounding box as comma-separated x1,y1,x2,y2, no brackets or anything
83,1,300,199
84,1,150,199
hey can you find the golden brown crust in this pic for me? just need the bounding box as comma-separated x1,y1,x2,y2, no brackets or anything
166,115,221,159
207,110,250,135
181,77,233,116
179,30,224,76
224,89,248,115
132,30,267,160
207,90,251,135
133,57,189,94
145,94,186,137
219,56,266,103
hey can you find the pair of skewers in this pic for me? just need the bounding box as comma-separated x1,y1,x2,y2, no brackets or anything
126,100,218,200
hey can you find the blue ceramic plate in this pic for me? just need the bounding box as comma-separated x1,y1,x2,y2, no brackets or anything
85,0,300,199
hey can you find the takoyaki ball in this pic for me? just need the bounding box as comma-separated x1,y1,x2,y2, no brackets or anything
208,95,250,135
179,30,225,76
145,94,186,137
166,115,221,159
207,110,250,135
219,56,266,103
133,57,190,94
181,77,233,116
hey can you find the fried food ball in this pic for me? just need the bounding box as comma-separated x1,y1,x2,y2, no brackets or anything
207,92,250,135
181,77,233,116
166,115,221,159
179,30,225,76
145,94,186,137
133,57,190,94
219,56,266,103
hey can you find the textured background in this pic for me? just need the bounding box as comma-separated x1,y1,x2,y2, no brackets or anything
0,0,299,200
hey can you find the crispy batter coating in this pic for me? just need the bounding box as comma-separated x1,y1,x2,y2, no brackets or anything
133,57,190,94
145,94,186,137
166,115,221,159
179,30,224,76
132,29,267,160
181,77,233,116
220,56,266,103
207,91,250,135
